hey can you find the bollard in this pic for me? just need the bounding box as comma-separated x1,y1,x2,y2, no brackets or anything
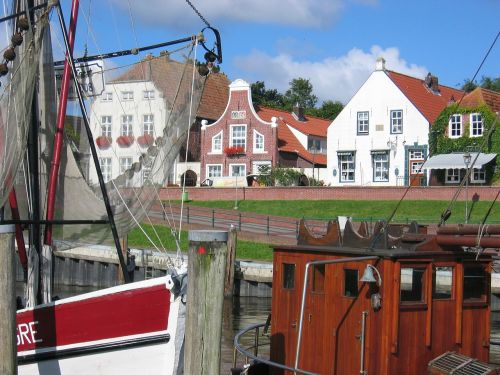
184,230,228,375
0,224,16,375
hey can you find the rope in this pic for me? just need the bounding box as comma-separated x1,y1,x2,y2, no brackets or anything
185,0,211,27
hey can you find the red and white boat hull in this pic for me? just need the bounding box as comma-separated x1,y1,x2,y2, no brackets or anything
17,276,185,374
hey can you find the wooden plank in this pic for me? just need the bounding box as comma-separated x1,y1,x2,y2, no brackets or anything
455,262,463,344
391,261,400,354
425,263,433,347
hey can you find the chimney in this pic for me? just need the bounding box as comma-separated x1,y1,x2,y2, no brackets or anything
292,103,306,122
375,57,386,71
425,72,440,94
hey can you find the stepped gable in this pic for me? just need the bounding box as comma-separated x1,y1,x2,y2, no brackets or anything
460,87,500,112
256,106,329,165
387,70,464,124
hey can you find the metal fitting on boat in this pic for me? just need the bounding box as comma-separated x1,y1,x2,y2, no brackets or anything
0,63,9,76
11,33,23,46
17,17,29,31
4,48,16,62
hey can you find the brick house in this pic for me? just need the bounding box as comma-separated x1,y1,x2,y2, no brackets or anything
199,79,330,185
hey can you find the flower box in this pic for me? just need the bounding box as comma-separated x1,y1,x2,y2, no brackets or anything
137,134,154,147
224,146,245,157
96,136,112,149
116,135,135,147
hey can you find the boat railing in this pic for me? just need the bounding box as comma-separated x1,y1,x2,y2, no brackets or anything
233,321,319,375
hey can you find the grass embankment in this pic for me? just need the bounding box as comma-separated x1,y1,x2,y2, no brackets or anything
129,199,500,261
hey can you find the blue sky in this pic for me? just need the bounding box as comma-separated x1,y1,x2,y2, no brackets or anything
55,0,499,104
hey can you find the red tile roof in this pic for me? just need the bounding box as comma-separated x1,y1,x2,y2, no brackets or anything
197,73,230,120
256,105,328,165
460,87,500,113
387,71,464,124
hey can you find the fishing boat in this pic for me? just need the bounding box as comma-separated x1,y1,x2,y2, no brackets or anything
0,0,222,373
234,218,500,374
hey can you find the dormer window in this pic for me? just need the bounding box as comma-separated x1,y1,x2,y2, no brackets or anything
253,130,264,153
449,114,462,138
470,113,483,137
212,131,222,153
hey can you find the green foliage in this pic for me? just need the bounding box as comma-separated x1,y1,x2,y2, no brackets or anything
283,77,318,109
64,123,80,145
250,81,286,109
307,100,344,120
256,167,303,186
461,76,500,93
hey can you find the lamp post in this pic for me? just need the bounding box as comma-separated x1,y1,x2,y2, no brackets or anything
463,152,471,223
233,173,238,210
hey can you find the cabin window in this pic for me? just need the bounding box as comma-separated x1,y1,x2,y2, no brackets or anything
432,266,453,299
312,264,325,293
463,266,487,301
400,267,425,302
344,269,358,297
283,263,295,289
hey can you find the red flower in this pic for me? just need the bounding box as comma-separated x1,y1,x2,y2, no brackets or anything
224,146,245,156
96,136,112,149
116,135,135,147
137,134,154,147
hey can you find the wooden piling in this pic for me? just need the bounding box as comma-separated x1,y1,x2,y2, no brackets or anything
224,226,237,298
0,224,16,375
184,230,228,375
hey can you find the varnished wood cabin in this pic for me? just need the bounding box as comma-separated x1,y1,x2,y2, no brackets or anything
270,220,498,374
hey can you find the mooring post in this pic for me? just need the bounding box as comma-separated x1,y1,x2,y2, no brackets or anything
0,224,16,375
184,230,228,375
224,226,237,298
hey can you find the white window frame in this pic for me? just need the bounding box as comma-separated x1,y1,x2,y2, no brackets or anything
99,157,112,183
471,168,486,183
143,90,155,100
445,168,460,184
411,161,424,175
449,114,462,138
101,92,113,102
390,110,403,134
211,131,223,153
121,115,133,136
357,111,369,134
143,114,154,135
230,164,246,177
338,152,355,183
119,157,132,174
409,150,424,159
372,152,389,182
122,91,134,101
470,113,483,137
230,124,247,150
207,164,222,178
253,130,264,153
101,116,112,137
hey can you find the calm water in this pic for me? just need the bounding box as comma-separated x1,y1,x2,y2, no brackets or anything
16,283,272,374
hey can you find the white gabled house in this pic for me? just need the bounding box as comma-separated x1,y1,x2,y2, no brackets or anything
327,58,463,187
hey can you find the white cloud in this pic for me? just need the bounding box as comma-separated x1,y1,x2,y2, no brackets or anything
109,0,344,29
233,45,428,104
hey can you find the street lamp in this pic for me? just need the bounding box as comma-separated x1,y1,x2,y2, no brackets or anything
463,152,471,223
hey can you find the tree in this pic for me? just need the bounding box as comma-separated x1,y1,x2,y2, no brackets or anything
308,100,344,120
283,78,318,109
251,81,285,109
461,76,499,93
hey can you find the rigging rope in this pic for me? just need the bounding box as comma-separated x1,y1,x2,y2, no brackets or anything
184,0,210,27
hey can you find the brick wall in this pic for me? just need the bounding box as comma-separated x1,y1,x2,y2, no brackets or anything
160,186,500,202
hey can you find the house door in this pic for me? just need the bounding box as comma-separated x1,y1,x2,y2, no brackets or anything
408,150,425,186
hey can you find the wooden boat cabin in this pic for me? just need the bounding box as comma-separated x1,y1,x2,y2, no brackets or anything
270,220,499,374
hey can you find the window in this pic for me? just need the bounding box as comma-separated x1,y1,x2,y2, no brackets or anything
463,266,486,301
121,115,133,136
445,168,460,184
212,131,222,153
230,164,246,177
252,161,271,175
449,114,462,138
308,138,322,152
390,110,403,134
122,91,134,101
312,264,325,293
101,116,112,137
143,90,155,100
338,152,355,182
432,266,453,299
411,161,423,175
409,150,424,159
207,164,222,178
400,267,425,302
344,269,358,297
99,157,112,183
372,151,389,182
230,125,246,149
471,168,486,183
254,130,264,152
143,114,154,135
119,157,132,174
357,111,369,134
470,113,483,137
101,91,113,102
283,263,295,289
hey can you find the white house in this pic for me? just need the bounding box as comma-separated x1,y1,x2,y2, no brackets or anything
327,58,463,187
